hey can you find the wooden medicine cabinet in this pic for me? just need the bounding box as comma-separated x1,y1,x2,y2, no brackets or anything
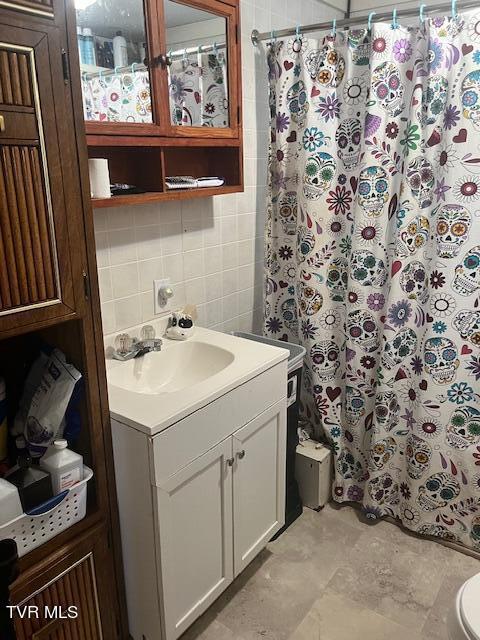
73,0,243,207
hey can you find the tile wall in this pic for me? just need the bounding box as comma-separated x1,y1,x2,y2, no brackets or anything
94,0,345,337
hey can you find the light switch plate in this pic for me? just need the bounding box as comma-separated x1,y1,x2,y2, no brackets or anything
154,278,173,314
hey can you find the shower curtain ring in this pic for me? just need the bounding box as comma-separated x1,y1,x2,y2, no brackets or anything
131,62,138,74
368,12,376,31
451,0,458,18
114,66,122,76
419,3,427,23
331,18,337,38
392,8,399,29
295,25,301,42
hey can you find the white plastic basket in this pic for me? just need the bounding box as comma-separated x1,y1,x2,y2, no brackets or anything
0,466,93,557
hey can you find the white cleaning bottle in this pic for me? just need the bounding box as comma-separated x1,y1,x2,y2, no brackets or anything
113,30,128,68
40,440,83,495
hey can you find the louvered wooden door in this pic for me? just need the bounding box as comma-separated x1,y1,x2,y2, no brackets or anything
0,22,77,333
11,523,118,640
14,553,102,640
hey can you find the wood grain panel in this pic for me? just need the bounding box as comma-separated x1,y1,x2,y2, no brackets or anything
0,0,54,18
0,143,58,313
14,554,102,640
0,47,33,107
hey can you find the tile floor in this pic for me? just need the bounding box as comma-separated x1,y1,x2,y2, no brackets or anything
181,502,480,640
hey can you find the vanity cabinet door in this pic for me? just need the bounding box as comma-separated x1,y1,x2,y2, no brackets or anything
156,437,234,640
232,399,286,575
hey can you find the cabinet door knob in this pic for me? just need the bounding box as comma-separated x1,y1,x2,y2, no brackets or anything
0,115,5,132
155,53,172,68
237,450,246,460
226,457,234,467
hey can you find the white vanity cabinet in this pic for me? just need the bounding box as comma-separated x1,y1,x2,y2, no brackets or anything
111,361,287,640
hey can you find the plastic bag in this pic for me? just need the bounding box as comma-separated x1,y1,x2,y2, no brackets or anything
19,349,82,458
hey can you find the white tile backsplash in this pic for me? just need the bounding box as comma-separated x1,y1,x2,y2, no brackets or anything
94,0,337,337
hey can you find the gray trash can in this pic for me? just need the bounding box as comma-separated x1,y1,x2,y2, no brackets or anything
232,332,306,537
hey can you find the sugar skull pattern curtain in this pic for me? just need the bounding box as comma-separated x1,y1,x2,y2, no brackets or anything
265,14,480,551
82,69,152,123
168,51,228,127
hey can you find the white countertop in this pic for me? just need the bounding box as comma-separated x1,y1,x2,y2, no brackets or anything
106,327,289,436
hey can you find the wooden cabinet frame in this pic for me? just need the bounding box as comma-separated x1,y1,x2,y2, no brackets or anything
162,0,241,141
83,0,242,142
0,3,130,638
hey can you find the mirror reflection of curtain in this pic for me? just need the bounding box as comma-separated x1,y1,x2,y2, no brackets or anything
169,51,228,127
82,70,152,123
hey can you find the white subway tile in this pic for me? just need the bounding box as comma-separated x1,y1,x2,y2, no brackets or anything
95,232,110,268
163,253,184,283
238,287,255,315
220,216,237,244
93,210,107,233
182,219,204,252
204,300,223,327
100,301,115,334
184,277,206,305
222,269,238,295
97,268,113,304
111,262,139,299
205,273,223,302
238,239,255,266
160,222,183,255
140,291,155,323
114,295,142,331
222,243,238,271
159,201,182,225
204,247,222,275
135,225,162,260
108,229,137,266
135,202,160,227
106,206,134,230
183,249,204,280
222,293,239,322
138,257,163,292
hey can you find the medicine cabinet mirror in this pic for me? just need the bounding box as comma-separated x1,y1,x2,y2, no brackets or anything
76,0,155,125
164,0,229,128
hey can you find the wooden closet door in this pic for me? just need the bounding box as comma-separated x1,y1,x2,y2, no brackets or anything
11,523,116,640
0,22,78,334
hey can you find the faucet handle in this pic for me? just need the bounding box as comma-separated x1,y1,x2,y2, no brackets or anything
114,333,134,355
140,324,156,341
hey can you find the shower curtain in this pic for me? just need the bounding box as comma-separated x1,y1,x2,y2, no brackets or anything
168,51,228,127
82,69,152,123
264,14,480,551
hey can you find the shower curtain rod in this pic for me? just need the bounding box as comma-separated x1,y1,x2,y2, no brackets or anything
251,0,480,44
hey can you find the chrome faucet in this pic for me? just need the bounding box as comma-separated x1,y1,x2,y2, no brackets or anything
112,325,163,361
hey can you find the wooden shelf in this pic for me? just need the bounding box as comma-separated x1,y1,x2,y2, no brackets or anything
92,184,243,208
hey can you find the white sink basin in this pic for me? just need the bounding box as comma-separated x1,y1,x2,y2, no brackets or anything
107,341,234,395
106,326,289,435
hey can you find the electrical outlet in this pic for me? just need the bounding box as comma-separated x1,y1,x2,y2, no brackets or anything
154,278,174,314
